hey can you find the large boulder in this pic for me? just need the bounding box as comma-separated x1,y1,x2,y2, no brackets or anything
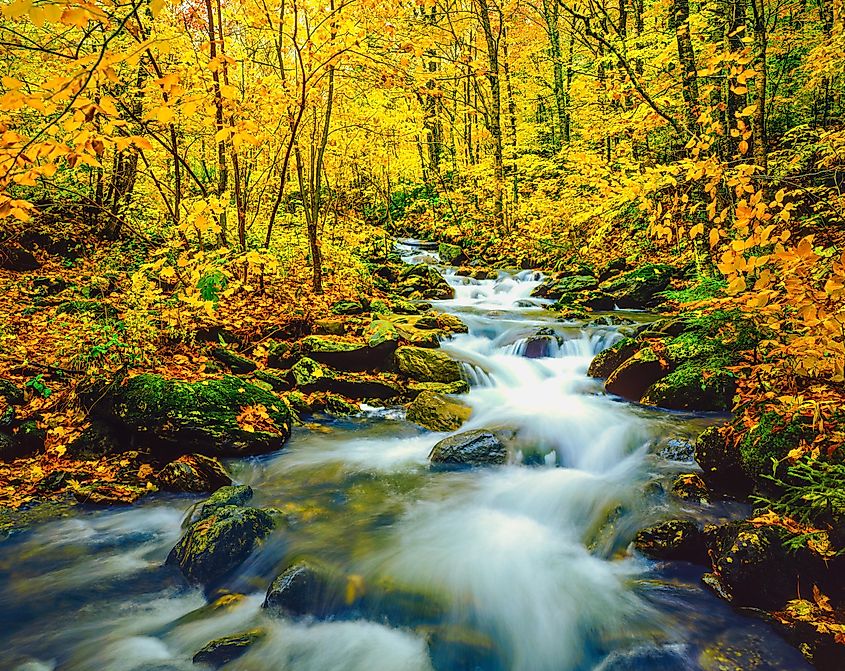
297,334,396,371
398,264,453,300
438,242,466,265
406,391,471,431
599,264,676,309
263,559,346,618
604,348,668,402
587,338,641,379
429,430,507,467
166,504,275,587
703,523,832,610
640,367,736,412
394,346,464,383
156,454,232,493
100,374,292,458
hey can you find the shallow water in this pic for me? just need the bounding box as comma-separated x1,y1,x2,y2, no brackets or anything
0,263,812,671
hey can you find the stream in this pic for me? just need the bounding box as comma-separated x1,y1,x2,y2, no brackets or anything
0,250,813,671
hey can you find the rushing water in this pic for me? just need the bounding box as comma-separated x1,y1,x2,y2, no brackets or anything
0,252,812,671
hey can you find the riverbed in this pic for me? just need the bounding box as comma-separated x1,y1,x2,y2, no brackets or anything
0,262,812,671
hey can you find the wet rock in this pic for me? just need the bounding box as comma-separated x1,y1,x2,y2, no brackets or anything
287,358,403,399
423,625,501,671
587,338,641,379
103,374,292,458
197,485,254,521
266,341,295,369
434,312,468,334
167,505,275,587
520,335,557,358
263,559,346,618
671,473,710,504
330,300,365,315
394,346,464,383
392,299,421,315
599,264,676,309
211,347,257,374
588,315,635,327
156,454,232,493
438,242,465,265
193,628,266,667
635,519,706,562
406,391,472,432
0,378,24,405
694,426,751,494
604,348,668,402
429,430,507,467
533,274,598,300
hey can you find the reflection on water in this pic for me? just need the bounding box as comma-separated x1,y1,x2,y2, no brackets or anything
0,263,812,671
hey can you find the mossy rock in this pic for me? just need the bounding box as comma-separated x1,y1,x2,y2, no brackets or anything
397,264,453,300
738,411,812,480
604,348,668,402
599,263,676,309
193,628,266,667
438,242,465,265
167,505,275,587
363,320,400,349
330,300,365,315
298,334,396,371
588,337,641,378
0,378,24,405
107,374,292,458
641,366,736,412
635,519,706,563
394,346,464,383
197,485,254,521
408,380,470,396
156,454,231,493
212,347,257,374
406,391,471,431
252,369,290,392
695,426,752,494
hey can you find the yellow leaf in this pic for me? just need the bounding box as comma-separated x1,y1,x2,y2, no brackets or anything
727,276,747,295
709,228,721,248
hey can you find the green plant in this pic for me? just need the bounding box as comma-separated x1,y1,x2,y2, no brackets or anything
24,374,52,398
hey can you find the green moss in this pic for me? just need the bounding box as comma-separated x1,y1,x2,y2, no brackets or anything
300,335,360,353
739,411,811,478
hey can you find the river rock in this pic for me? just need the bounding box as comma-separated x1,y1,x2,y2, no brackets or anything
394,346,464,383
64,421,122,460
100,374,292,458
330,300,365,315
635,519,707,563
193,628,266,667
197,485,254,521
156,454,232,493
429,430,507,467
167,505,275,587
424,625,500,671
604,348,668,402
263,559,345,618
640,367,736,412
408,380,470,397
406,391,472,431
